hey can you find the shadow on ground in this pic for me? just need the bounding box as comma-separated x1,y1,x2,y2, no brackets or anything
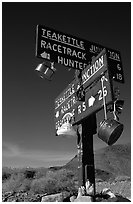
116,195,131,202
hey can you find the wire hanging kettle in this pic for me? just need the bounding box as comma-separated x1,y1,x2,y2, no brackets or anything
98,76,124,146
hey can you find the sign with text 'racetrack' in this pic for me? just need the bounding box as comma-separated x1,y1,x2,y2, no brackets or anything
55,49,113,133
36,24,88,70
36,25,124,83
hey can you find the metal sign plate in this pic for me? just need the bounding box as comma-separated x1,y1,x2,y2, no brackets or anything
36,25,124,83
74,71,112,124
55,50,113,132
87,44,124,83
36,25,88,70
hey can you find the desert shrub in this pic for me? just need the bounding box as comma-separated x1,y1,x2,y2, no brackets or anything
30,177,57,194
2,167,13,182
30,169,77,195
24,170,36,179
34,167,48,179
2,167,77,195
2,172,11,182
43,177,58,194
46,169,77,193
115,175,131,182
18,178,32,192
2,172,25,193
46,169,74,180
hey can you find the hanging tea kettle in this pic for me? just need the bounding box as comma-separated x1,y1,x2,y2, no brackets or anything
98,118,124,146
98,76,124,146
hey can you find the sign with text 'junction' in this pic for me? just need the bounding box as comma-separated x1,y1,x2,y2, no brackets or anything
55,49,113,132
36,24,124,83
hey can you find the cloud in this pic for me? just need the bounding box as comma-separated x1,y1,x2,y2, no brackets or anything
22,149,75,162
2,141,75,167
2,142,21,157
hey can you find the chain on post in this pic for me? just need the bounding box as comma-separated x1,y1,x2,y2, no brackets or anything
101,76,107,120
113,101,117,120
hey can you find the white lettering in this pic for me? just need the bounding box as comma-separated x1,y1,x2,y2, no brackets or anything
60,96,77,114
41,40,46,48
41,40,86,60
41,28,47,37
72,50,77,58
47,42,52,50
82,102,86,112
58,45,62,53
52,32,57,40
57,56,87,70
55,110,75,130
80,41,85,50
82,55,104,85
53,44,57,52
69,59,75,68
67,36,71,44
47,30,51,38
41,27,85,50
62,35,66,43
67,48,72,56
90,44,102,54
57,34,63,41
108,51,120,61
99,55,104,67
82,53,86,60
55,83,75,109
78,105,82,114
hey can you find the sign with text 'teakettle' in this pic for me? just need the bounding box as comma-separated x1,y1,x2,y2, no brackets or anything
36,25,124,83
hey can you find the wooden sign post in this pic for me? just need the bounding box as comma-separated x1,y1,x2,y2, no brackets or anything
77,114,97,201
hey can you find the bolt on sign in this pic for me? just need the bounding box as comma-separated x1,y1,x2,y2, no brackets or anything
55,49,113,133
36,25,124,83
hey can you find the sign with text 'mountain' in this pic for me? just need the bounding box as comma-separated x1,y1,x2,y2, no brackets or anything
55,49,113,133
36,25,124,83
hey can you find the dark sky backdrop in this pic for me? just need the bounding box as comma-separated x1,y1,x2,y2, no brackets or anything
2,2,131,168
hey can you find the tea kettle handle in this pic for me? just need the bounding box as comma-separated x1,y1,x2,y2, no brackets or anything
101,76,107,120
113,101,118,121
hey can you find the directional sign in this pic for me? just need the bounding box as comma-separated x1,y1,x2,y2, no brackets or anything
74,71,112,124
87,44,124,83
55,49,113,133
36,25,124,83
36,24,88,70
55,78,77,131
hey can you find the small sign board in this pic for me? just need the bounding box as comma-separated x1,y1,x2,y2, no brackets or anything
36,24,88,70
36,25,124,83
55,49,113,133
74,70,112,124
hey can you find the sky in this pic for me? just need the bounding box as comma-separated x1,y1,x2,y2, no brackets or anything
2,2,131,168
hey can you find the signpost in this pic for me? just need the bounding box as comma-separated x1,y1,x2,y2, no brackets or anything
35,25,124,201
36,24,124,83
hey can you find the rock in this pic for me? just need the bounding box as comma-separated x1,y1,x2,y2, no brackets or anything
70,195,77,202
85,181,94,196
41,193,64,202
74,195,93,202
115,195,131,202
101,188,118,202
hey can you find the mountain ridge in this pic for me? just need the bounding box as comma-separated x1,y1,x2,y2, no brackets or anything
63,143,130,181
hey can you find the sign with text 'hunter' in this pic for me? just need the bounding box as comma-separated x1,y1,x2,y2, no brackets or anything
36,25,124,83
55,49,113,132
